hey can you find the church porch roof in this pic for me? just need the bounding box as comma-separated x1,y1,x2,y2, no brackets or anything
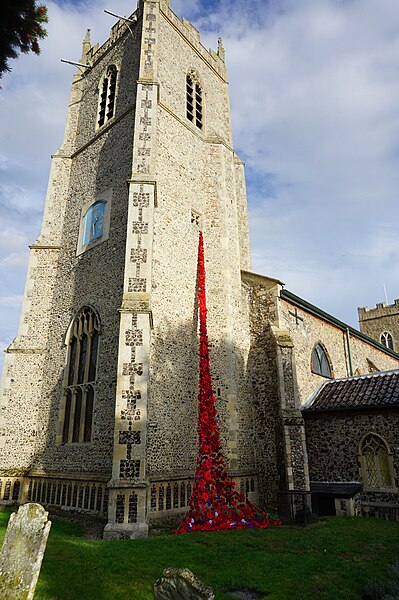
302,369,399,413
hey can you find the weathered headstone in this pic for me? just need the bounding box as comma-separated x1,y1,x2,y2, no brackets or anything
154,567,215,600
0,503,51,600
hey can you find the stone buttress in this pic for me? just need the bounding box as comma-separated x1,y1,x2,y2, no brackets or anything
104,0,159,539
242,272,310,517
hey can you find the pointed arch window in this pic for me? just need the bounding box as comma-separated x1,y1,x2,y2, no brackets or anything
380,331,394,350
359,434,395,490
311,343,333,378
186,70,203,130
97,65,118,128
60,307,100,444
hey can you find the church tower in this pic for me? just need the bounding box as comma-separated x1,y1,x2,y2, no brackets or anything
0,0,254,538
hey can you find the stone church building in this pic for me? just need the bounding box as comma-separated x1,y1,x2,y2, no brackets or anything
0,0,398,538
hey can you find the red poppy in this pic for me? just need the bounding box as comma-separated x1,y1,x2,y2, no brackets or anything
176,233,281,535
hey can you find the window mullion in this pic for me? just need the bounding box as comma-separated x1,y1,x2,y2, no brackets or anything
74,318,83,386
105,78,111,122
80,387,88,443
75,339,81,385
84,327,93,384
68,391,77,444
62,391,72,444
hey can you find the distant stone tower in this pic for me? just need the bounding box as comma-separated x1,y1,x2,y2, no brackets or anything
0,0,255,538
358,301,399,353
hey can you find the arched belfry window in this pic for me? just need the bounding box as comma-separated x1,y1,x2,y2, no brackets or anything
359,433,395,490
311,343,333,378
97,64,117,128
186,70,203,130
61,307,100,444
380,331,394,350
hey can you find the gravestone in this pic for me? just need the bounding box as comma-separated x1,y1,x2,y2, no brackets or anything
0,503,51,600
154,567,215,600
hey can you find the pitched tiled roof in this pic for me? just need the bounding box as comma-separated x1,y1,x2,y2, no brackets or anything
302,369,399,413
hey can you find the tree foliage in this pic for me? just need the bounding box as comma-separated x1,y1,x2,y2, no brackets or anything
0,1,48,78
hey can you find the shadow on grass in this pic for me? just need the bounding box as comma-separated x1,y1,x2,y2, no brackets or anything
0,515,397,600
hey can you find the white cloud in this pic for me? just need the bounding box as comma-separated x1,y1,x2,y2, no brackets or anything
0,295,23,307
211,0,399,320
0,253,29,269
1,0,399,378
0,226,27,246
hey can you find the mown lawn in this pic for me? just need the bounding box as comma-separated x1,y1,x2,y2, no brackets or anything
0,511,398,599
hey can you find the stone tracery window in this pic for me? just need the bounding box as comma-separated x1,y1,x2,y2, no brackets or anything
186,70,203,130
311,343,333,378
61,307,99,444
359,433,395,489
97,64,117,128
380,331,394,350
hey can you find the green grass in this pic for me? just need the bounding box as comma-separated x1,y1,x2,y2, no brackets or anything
0,511,398,599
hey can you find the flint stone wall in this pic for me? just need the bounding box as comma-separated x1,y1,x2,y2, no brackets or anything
33,29,141,476
146,5,254,481
0,23,141,477
304,410,399,509
242,277,284,510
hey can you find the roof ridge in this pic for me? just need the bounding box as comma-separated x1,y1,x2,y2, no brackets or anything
329,368,399,384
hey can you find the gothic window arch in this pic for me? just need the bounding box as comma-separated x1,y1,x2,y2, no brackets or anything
380,331,394,350
60,306,100,444
311,343,333,378
186,69,203,130
359,433,396,490
97,64,118,128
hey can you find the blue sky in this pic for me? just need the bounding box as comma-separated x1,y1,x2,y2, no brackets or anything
1,0,399,373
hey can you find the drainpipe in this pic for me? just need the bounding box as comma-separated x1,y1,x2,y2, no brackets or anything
346,328,353,376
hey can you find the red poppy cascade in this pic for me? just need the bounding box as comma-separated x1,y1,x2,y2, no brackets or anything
176,232,280,533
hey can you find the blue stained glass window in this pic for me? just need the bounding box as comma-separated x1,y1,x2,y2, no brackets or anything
83,201,106,245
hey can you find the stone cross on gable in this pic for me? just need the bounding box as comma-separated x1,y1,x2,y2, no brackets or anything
289,307,304,325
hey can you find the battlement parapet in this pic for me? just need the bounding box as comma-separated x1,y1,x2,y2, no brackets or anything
78,1,226,81
358,299,399,321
